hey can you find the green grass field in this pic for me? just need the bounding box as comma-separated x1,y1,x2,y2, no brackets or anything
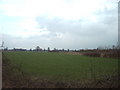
3,51,118,82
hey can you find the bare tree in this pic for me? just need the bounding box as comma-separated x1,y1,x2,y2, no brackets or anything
0,41,4,51
36,46,40,51
48,47,50,52
67,49,69,52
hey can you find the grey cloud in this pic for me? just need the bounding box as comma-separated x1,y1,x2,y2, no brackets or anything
36,8,117,37
34,6,117,49
2,33,63,49
2,2,118,49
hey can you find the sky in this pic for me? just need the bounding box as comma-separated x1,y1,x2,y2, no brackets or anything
0,0,119,50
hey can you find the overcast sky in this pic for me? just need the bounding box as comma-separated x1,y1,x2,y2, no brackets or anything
0,0,119,50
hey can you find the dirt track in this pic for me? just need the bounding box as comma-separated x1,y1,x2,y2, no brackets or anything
64,52,83,55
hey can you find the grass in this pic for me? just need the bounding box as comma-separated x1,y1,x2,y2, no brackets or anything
3,51,118,82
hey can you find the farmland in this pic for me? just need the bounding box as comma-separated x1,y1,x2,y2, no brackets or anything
2,51,118,88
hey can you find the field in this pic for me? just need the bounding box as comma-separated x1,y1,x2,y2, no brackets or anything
3,51,118,88
3,51,118,79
